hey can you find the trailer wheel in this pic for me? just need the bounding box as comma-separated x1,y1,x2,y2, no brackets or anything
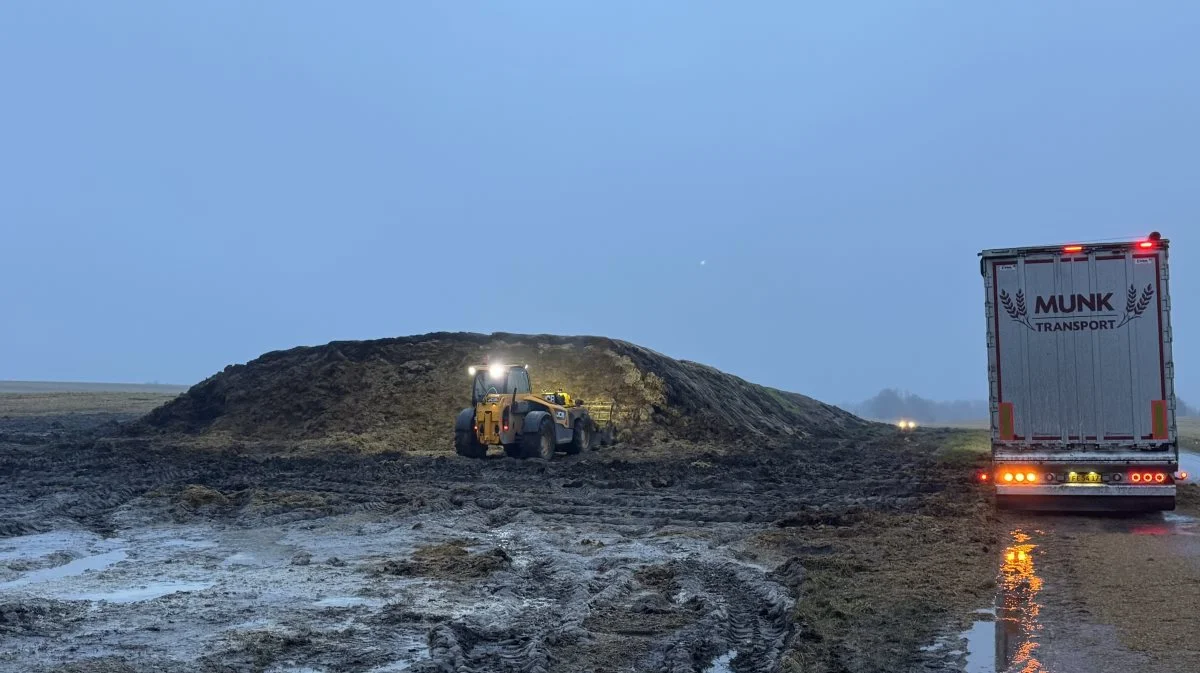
566,420,588,455
522,418,555,460
454,429,487,459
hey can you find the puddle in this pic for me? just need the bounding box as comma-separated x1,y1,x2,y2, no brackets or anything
0,549,127,589
703,650,737,673
0,530,104,562
953,531,1046,673
1178,451,1199,479
960,611,995,673
62,581,213,603
221,552,260,567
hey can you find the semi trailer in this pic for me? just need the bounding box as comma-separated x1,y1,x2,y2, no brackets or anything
980,232,1184,510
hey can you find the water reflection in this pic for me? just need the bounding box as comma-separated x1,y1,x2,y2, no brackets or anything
996,530,1047,673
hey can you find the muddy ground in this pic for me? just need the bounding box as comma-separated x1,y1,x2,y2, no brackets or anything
0,405,1000,673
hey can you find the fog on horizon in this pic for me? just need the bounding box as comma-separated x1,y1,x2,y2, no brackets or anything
2,2,1196,406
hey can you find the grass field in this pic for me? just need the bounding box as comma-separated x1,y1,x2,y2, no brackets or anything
1180,416,1200,452
0,392,180,417
0,380,187,394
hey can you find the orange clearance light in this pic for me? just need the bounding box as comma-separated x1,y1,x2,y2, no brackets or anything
1064,245,1084,253
1154,472,1166,483
1131,472,1142,483
1138,240,1154,249
1003,473,1014,482
1026,472,1037,482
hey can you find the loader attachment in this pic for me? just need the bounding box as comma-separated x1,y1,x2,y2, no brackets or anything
584,400,619,447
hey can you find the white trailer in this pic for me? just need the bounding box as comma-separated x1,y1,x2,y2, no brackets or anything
980,232,1181,510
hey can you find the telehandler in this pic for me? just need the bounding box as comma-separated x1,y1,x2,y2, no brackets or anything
453,363,615,459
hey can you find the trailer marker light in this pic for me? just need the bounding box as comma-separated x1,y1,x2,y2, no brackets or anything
1138,241,1154,249
1015,473,1025,482
1178,471,1189,482
1154,472,1166,483
1064,245,1083,252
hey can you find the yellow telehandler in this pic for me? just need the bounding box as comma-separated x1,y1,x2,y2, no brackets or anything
453,363,615,459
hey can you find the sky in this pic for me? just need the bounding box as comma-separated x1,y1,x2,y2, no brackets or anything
2,2,1197,405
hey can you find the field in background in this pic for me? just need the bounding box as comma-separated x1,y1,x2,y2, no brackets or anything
0,381,186,418
1180,417,1200,452
0,380,187,394
0,392,180,417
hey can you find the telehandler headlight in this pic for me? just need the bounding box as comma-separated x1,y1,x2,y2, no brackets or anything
468,366,477,376
490,363,506,379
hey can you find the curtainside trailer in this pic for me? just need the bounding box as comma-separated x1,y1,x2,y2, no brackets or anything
980,232,1184,511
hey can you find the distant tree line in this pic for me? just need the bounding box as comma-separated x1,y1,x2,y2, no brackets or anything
845,389,1199,422
1180,398,1197,417
844,389,988,424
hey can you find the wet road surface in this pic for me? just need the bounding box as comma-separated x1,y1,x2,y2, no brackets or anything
962,452,1200,673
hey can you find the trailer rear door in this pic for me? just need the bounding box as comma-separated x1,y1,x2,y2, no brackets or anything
983,245,1174,447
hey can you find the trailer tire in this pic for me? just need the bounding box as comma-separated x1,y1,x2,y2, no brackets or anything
522,418,556,460
454,429,487,459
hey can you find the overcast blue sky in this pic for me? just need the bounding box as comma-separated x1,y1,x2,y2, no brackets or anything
2,2,1197,404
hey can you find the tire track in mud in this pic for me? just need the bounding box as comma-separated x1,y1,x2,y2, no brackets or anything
408,555,793,673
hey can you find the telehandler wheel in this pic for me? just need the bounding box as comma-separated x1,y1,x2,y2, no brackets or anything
566,420,588,455
454,429,487,459
522,418,556,460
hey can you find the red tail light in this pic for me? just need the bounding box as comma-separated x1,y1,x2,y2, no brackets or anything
1131,473,1142,483
1138,241,1154,249
1154,472,1166,483
503,425,509,431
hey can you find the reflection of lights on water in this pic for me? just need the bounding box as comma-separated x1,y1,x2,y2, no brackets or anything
997,529,1048,673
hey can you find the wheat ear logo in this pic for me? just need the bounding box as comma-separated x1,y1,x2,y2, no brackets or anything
999,289,1033,329
1115,283,1154,328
